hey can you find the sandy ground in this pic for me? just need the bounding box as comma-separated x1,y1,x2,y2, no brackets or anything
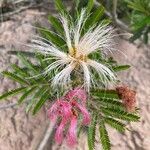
0,7,150,150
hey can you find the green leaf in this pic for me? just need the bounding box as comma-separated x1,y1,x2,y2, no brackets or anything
11,64,30,78
75,0,88,12
101,19,111,26
7,51,35,57
86,0,94,14
35,53,47,68
101,107,140,122
18,54,38,74
0,87,27,100
130,27,144,42
25,86,48,113
54,0,68,15
95,98,124,111
11,64,38,84
92,89,119,99
126,0,150,15
74,0,80,11
85,5,105,29
2,71,29,85
143,31,148,44
32,89,50,115
99,120,110,150
132,16,150,31
38,27,66,48
112,65,131,72
130,33,142,42
143,26,149,44
104,117,125,132
48,15,64,35
88,114,97,150
18,86,37,104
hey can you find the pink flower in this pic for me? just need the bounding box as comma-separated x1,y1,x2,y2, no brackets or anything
65,87,87,105
48,99,72,121
55,118,67,144
66,88,90,125
76,104,91,125
48,87,91,147
66,115,78,147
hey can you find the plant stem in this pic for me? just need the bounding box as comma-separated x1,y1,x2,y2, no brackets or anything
112,0,118,21
94,0,131,32
37,122,56,150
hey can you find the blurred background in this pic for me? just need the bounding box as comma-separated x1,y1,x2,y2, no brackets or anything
0,0,150,150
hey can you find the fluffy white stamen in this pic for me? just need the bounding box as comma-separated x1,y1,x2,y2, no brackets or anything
78,24,115,55
52,63,75,86
32,39,68,59
74,9,86,47
87,60,116,84
80,61,91,91
60,16,73,50
31,9,117,90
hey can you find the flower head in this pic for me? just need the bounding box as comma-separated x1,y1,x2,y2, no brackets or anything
48,88,90,147
31,9,116,90
116,86,136,112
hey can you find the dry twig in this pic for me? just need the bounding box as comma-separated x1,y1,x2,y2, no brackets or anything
3,4,35,18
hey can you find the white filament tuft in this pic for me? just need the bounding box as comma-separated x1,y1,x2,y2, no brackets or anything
78,23,116,55
30,9,118,90
60,16,73,50
52,63,75,87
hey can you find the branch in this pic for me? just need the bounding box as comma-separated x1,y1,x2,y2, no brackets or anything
37,122,56,150
2,5,35,18
112,0,118,20
94,0,131,33
1,3,43,22
13,0,29,5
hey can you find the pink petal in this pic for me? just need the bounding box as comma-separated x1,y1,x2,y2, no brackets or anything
66,116,78,147
47,101,59,121
59,101,72,119
55,118,67,144
76,104,91,125
48,99,72,121
65,88,87,105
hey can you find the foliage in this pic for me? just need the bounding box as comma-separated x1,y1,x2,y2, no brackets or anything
99,120,111,150
98,0,150,44
125,0,150,44
0,0,140,150
0,53,53,114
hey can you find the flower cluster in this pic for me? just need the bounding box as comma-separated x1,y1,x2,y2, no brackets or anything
116,86,136,112
31,9,116,91
48,88,90,147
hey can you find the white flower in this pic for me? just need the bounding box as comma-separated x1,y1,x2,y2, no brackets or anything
31,9,116,91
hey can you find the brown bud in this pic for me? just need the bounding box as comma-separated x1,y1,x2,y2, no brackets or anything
116,86,136,112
